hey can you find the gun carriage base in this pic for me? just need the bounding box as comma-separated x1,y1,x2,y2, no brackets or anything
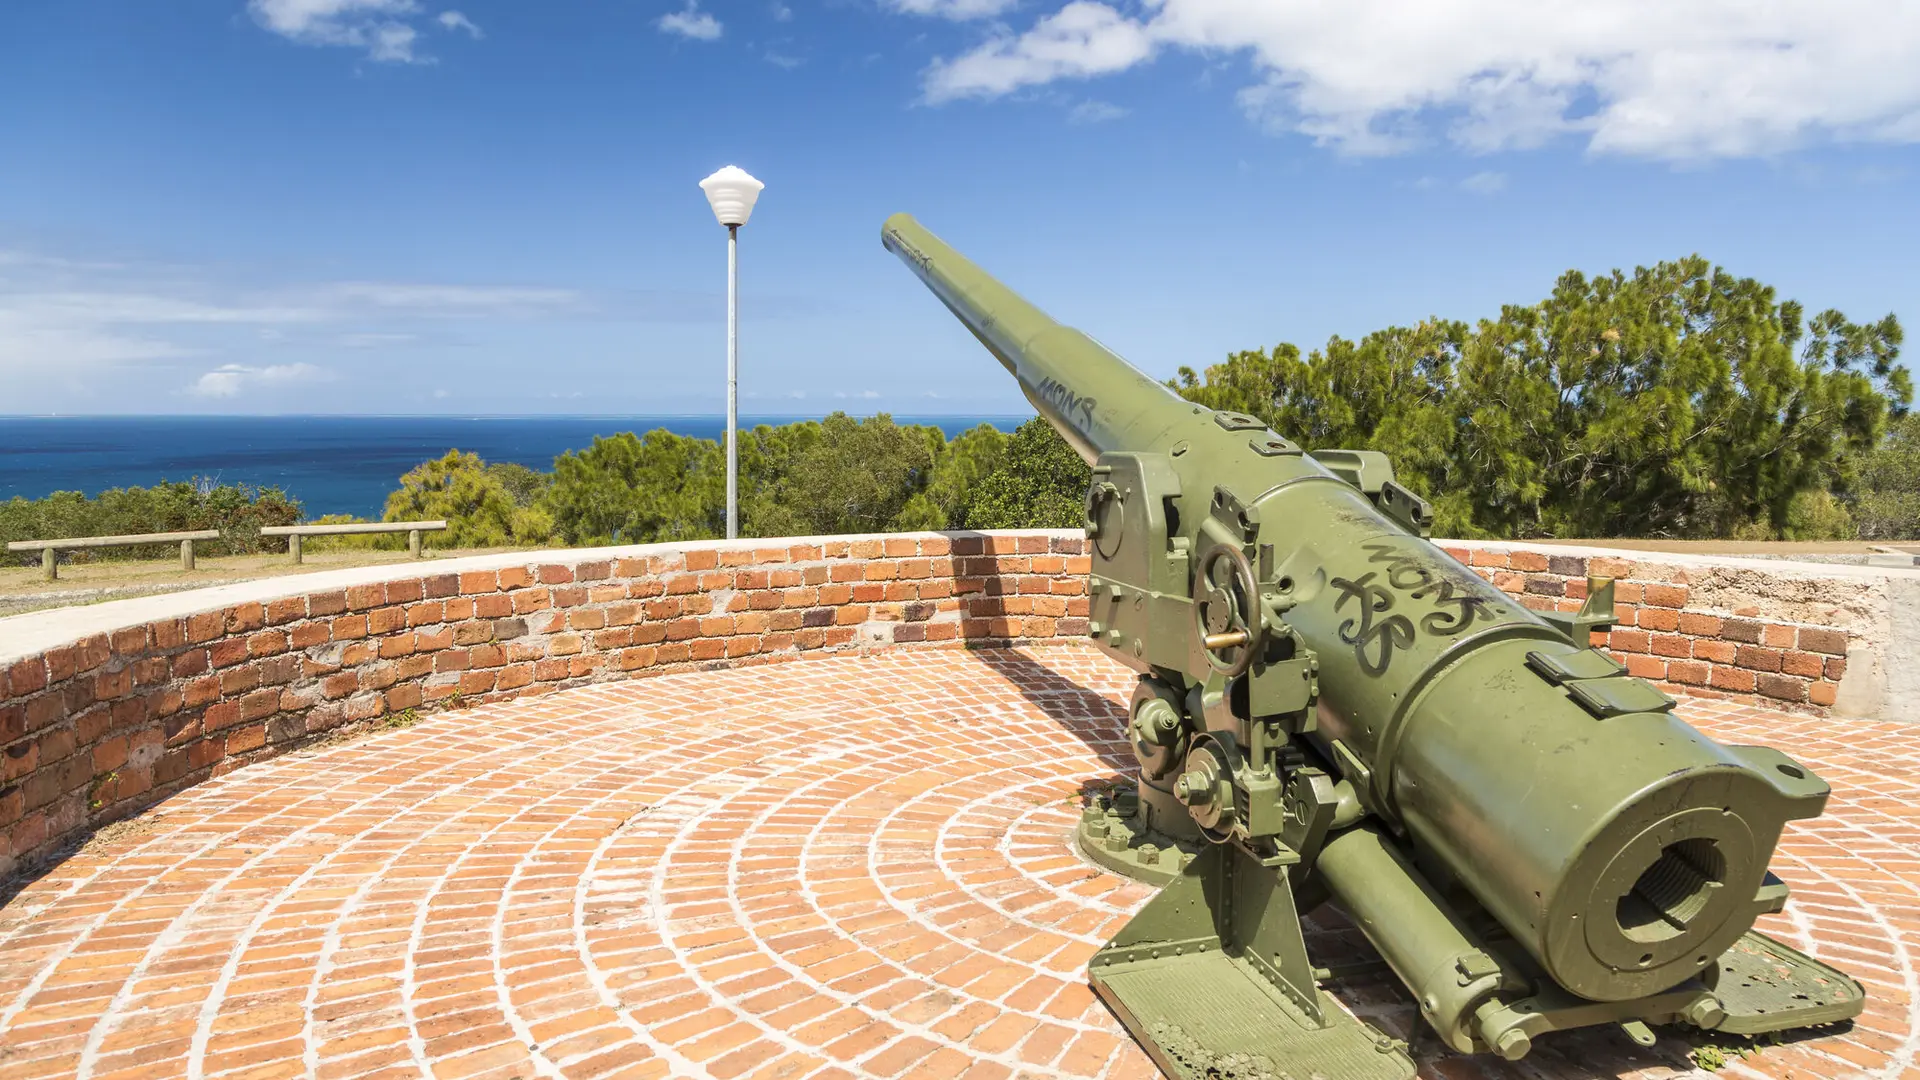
1081,774,1861,1080
881,213,1864,1080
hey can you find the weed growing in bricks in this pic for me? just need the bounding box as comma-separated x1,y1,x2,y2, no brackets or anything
87,770,118,811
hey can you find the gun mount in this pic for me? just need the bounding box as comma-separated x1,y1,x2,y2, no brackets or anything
882,213,1864,1080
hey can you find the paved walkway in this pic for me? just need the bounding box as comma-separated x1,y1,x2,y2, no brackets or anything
0,645,1910,1080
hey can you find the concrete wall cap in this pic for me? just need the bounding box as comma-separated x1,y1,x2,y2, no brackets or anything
1438,538,1920,582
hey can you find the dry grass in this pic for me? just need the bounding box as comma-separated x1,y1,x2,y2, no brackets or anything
5,537,1911,619
0,546,541,616
1526,538,1920,556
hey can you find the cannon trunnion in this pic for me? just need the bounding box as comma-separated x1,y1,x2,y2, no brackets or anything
882,214,1863,1080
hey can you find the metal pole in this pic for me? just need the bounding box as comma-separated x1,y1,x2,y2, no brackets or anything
726,222,739,540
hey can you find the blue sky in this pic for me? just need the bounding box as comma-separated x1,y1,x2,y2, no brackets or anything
2,0,1917,416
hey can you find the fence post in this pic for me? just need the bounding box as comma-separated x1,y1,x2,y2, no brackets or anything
409,530,422,558
290,533,303,564
42,547,56,582
181,539,195,572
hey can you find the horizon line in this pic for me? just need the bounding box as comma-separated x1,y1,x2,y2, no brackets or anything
0,411,1040,421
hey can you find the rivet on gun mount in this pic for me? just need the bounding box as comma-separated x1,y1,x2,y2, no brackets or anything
881,213,1865,1080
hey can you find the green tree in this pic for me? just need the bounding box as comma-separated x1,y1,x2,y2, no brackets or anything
1172,256,1909,539
1455,262,1905,538
1173,325,1471,534
925,422,1009,528
1856,414,1920,540
749,413,941,536
0,480,300,562
194,481,303,552
486,462,550,508
738,421,824,535
383,450,549,548
964,417,1090,529
1780,489,1856,541
888,422,1010,531
545,431,723,545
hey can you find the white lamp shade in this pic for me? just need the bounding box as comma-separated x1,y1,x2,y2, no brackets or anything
699,165,764,227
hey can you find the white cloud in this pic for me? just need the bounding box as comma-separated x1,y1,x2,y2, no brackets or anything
0,251,128,272
339,331,419,347
771,2,793,22
189,363,329,399
0,247,584,381
368,22,419,61
886,0,1020,18
919,0,1920,160
0,309,189,371
1460,170,1507,194
308,282,583,314
248,0,424,61
249,0,412,38
437,10,481,37
18,292,325,326
659,2,723,41
1068,99,1129,124
925,3,1153,102
0,284,323,377
249,0,480,61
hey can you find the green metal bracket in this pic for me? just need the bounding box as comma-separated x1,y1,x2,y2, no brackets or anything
1538,575,1619,640
1089,843,1415,1080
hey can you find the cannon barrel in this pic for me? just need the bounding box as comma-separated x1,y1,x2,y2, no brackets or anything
883,212,1178,465
882,213,1837,1016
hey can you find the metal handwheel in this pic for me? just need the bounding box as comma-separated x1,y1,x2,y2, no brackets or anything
1193,541,1263,677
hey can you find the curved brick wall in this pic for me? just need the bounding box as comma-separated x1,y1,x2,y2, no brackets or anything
1439,540,1918,719
0,532,1091,880
4,529,1913,883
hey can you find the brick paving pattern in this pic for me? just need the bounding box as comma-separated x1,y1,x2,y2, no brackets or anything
2,535,1094,880
0,644,1910,1080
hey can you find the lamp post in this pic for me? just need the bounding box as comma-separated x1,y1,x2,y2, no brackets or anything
698,165,764,540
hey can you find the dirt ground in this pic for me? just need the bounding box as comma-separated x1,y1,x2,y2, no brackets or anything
0,546,539,617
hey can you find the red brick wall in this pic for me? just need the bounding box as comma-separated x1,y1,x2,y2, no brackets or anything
1442,545,1850,710
1,529,1879,882
0,534,1091,880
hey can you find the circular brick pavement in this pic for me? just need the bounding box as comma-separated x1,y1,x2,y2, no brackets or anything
0,645,1911,1080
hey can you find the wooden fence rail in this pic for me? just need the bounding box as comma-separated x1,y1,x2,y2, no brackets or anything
7,529,224,581
259,520,448,562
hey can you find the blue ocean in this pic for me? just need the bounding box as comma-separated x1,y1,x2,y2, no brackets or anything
0,415,1029,519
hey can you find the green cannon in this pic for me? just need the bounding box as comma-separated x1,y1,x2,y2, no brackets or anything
882,214,1864,1079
